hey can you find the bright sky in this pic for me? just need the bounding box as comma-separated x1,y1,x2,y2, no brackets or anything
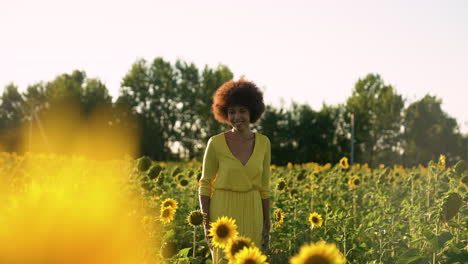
1,0,467,133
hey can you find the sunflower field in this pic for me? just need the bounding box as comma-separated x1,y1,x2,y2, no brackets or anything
0,152,467,264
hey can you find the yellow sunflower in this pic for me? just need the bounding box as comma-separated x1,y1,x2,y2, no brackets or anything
308,212,323,228
348,175,361,189
161,198,178,210
339,157,349,169
274,208,285,228
208,216,239,248
224,236,253,263
234,246,268,264
290,241,346,264
438,154,446,170
160,206,176,224
150,195,161,201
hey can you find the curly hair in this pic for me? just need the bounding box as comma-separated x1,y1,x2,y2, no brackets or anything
212,79,265,125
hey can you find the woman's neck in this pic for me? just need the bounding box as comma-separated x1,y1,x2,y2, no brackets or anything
230,128,254,140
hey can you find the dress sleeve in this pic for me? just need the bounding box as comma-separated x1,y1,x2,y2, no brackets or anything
198,137,218,197
260,136,271,199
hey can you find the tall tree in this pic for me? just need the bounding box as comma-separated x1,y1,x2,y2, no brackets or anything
403,95,465,165
0,84,24,151
119,58,233,161
258,102,349,165
346,74,404,167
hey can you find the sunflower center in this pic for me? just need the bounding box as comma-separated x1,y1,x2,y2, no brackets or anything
312,217,319,223
189,213,203,226
216,225,229,238
231,241,249,256
354,179,360,185
162,209,170,218
164,202,171,207
244,259,256,264
304,255,331,264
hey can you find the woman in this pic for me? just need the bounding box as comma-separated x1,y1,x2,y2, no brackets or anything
198,79,271,263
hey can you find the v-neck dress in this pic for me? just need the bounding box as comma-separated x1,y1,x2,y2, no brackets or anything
199,132,271,264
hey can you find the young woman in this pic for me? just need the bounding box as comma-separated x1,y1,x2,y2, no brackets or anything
198,79,271,263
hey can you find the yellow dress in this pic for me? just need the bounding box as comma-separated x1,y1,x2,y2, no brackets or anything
198,132,271,264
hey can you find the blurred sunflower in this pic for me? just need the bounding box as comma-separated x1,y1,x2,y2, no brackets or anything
224,236,253,262
277,180,286,191
160,206,176,224
187,210,205,227
290,188,299,198
274,208,285,228
209,216,239,248
438,154,446,170
339,157,349,169
161,198,178,210
308,212,323,228
179,178,189,187
234,246,268,264
348,175,361,189
150,195,161,201
290,241,345,264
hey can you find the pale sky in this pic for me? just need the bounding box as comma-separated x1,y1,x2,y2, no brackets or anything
1,0,467,133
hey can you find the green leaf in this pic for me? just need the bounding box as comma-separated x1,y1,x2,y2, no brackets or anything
437,231,453,248
397,248,431,264
176,247,192,258
423,230,434,241
163,229,175,241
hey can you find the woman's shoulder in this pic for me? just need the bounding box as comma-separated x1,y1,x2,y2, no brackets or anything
207,132,225,143
255,132,270,144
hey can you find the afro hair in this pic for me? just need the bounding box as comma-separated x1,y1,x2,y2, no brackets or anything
212,79,265,125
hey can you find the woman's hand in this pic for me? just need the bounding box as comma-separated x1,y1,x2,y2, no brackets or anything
204,223,213,251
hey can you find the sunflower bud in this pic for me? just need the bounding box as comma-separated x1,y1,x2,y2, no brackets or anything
172,167,183,177
137,156,152,172
179,178,189,187
297,170,307,181
187,210,204,226
161,241,177,258
147,165,162,180
277,180,286,191
441,192,463,222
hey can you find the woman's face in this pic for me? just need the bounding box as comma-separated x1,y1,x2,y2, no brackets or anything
227,105,250,131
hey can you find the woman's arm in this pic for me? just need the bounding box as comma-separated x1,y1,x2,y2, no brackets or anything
262,198,271,250
261,137,272,250
198,137,218,247
199,195,212,245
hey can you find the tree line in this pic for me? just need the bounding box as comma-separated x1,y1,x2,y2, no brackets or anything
0,57,466,167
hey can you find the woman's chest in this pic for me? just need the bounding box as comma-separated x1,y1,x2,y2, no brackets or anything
225,139,255,166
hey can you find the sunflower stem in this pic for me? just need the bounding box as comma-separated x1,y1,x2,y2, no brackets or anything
292,198,297,255
433,218,439,264
352,189,357,230
193,226,196,259
410,175,414,237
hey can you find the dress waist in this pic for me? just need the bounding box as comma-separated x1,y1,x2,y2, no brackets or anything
213,188,260,194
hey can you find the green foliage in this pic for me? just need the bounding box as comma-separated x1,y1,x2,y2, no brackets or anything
345,73,404,167
0,84,24,151
1,61,467,166
119,58,233,161
258,103,348,165
454,160,468,176
403,95,465,166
